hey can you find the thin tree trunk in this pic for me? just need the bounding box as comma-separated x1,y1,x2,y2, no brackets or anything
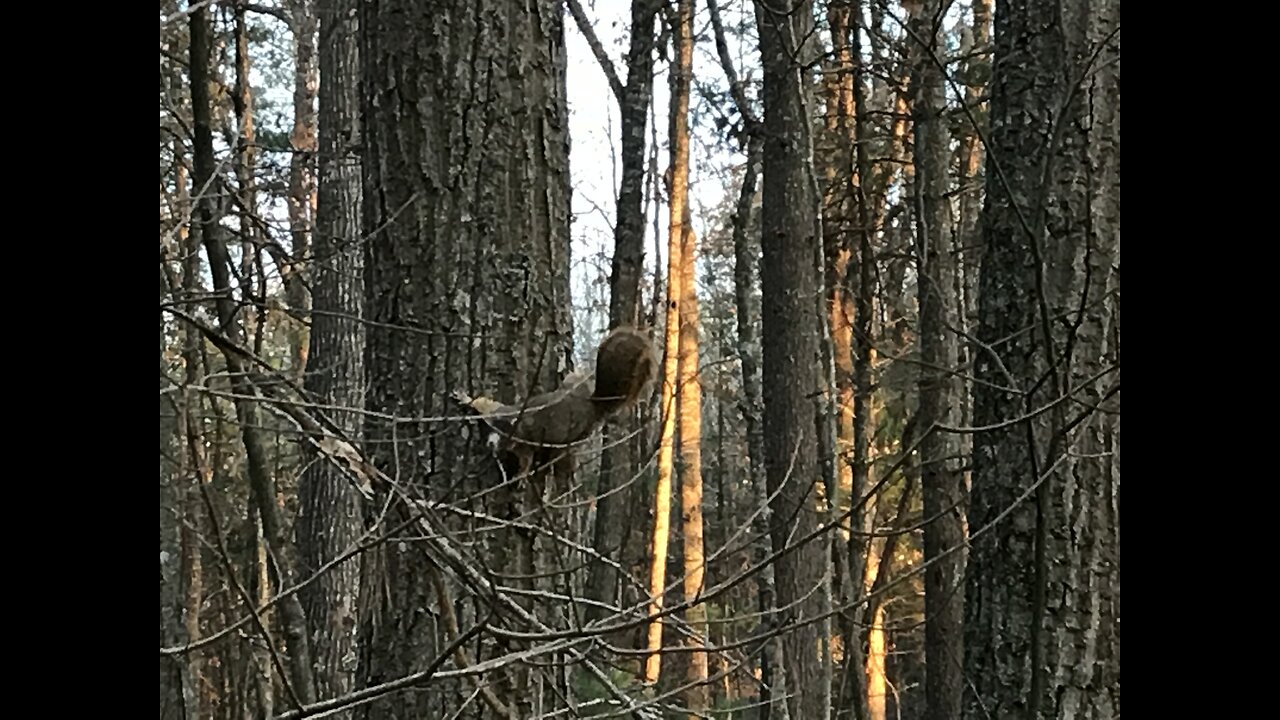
678,211,708,714
666,0,707,709
728,137,788,720
585,0,661,627
230,36,280,708
838,3,877,717
250,512,276,717
866,604,887,720
644,0,694,683
286,0,318,377
188,6,317,707
956,0,992,391
296,0,363,711
908,4,968,720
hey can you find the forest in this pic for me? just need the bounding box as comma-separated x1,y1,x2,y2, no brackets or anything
157,0,1120,718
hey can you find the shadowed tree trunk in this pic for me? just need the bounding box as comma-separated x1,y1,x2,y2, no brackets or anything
963,0,1120,716
756,0,825,716
188,6,318,709
728,138,789,720
583,0,662,628
357,0,573,716
296,0,363,712
907,4,967,719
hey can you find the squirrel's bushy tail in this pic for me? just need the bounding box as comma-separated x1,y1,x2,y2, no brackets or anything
590,326,657,416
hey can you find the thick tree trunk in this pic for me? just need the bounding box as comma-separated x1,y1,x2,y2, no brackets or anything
963,0,1120,717
756,1,825,717
296,0,364,712
357,0,573,716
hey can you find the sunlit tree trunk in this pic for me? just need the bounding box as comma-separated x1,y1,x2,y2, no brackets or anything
644,0,694,686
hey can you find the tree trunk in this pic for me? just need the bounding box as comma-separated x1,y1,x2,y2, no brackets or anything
585,0,661,628
296,0,364,712
728,137,788,719
644,0,693,683
357,0,573,716
188,6,318,708
756,1,825,717
287,0,318,377
963,0,1120,716
678,212,708,715
908,4,967,720
866,604,886,720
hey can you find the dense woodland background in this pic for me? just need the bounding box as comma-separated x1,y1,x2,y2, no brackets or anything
158,0,1119,717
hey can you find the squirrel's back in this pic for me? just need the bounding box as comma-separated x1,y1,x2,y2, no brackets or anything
591,326,657,415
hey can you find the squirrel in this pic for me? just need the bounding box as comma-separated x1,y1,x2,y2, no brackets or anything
451,325,657,478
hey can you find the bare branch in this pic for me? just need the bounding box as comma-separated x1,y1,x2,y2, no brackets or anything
566,0,625,102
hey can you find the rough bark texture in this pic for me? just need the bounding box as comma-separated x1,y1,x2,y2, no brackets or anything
357,0,573,716
756,1,825,717
963,0,1120,717
296,0,364,711
729,139,789,719
585,0,662,627
908,4,968,720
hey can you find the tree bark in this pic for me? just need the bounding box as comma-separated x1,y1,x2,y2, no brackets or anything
678,209,708,716
644,0,694,684
296,0,364,712
728,138,789,720
287,0,318,377
357,0,573,716
667,0,708,710
963,0,1120,716
907,5,968,720
756,1,825,717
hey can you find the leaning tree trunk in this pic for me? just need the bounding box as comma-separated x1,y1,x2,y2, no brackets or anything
907,4,967,720
296,0,363,712
756,0,825,717
963,0,1120,717
357,0,573,717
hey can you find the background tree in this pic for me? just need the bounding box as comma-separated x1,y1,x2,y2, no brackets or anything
906,3,968,720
